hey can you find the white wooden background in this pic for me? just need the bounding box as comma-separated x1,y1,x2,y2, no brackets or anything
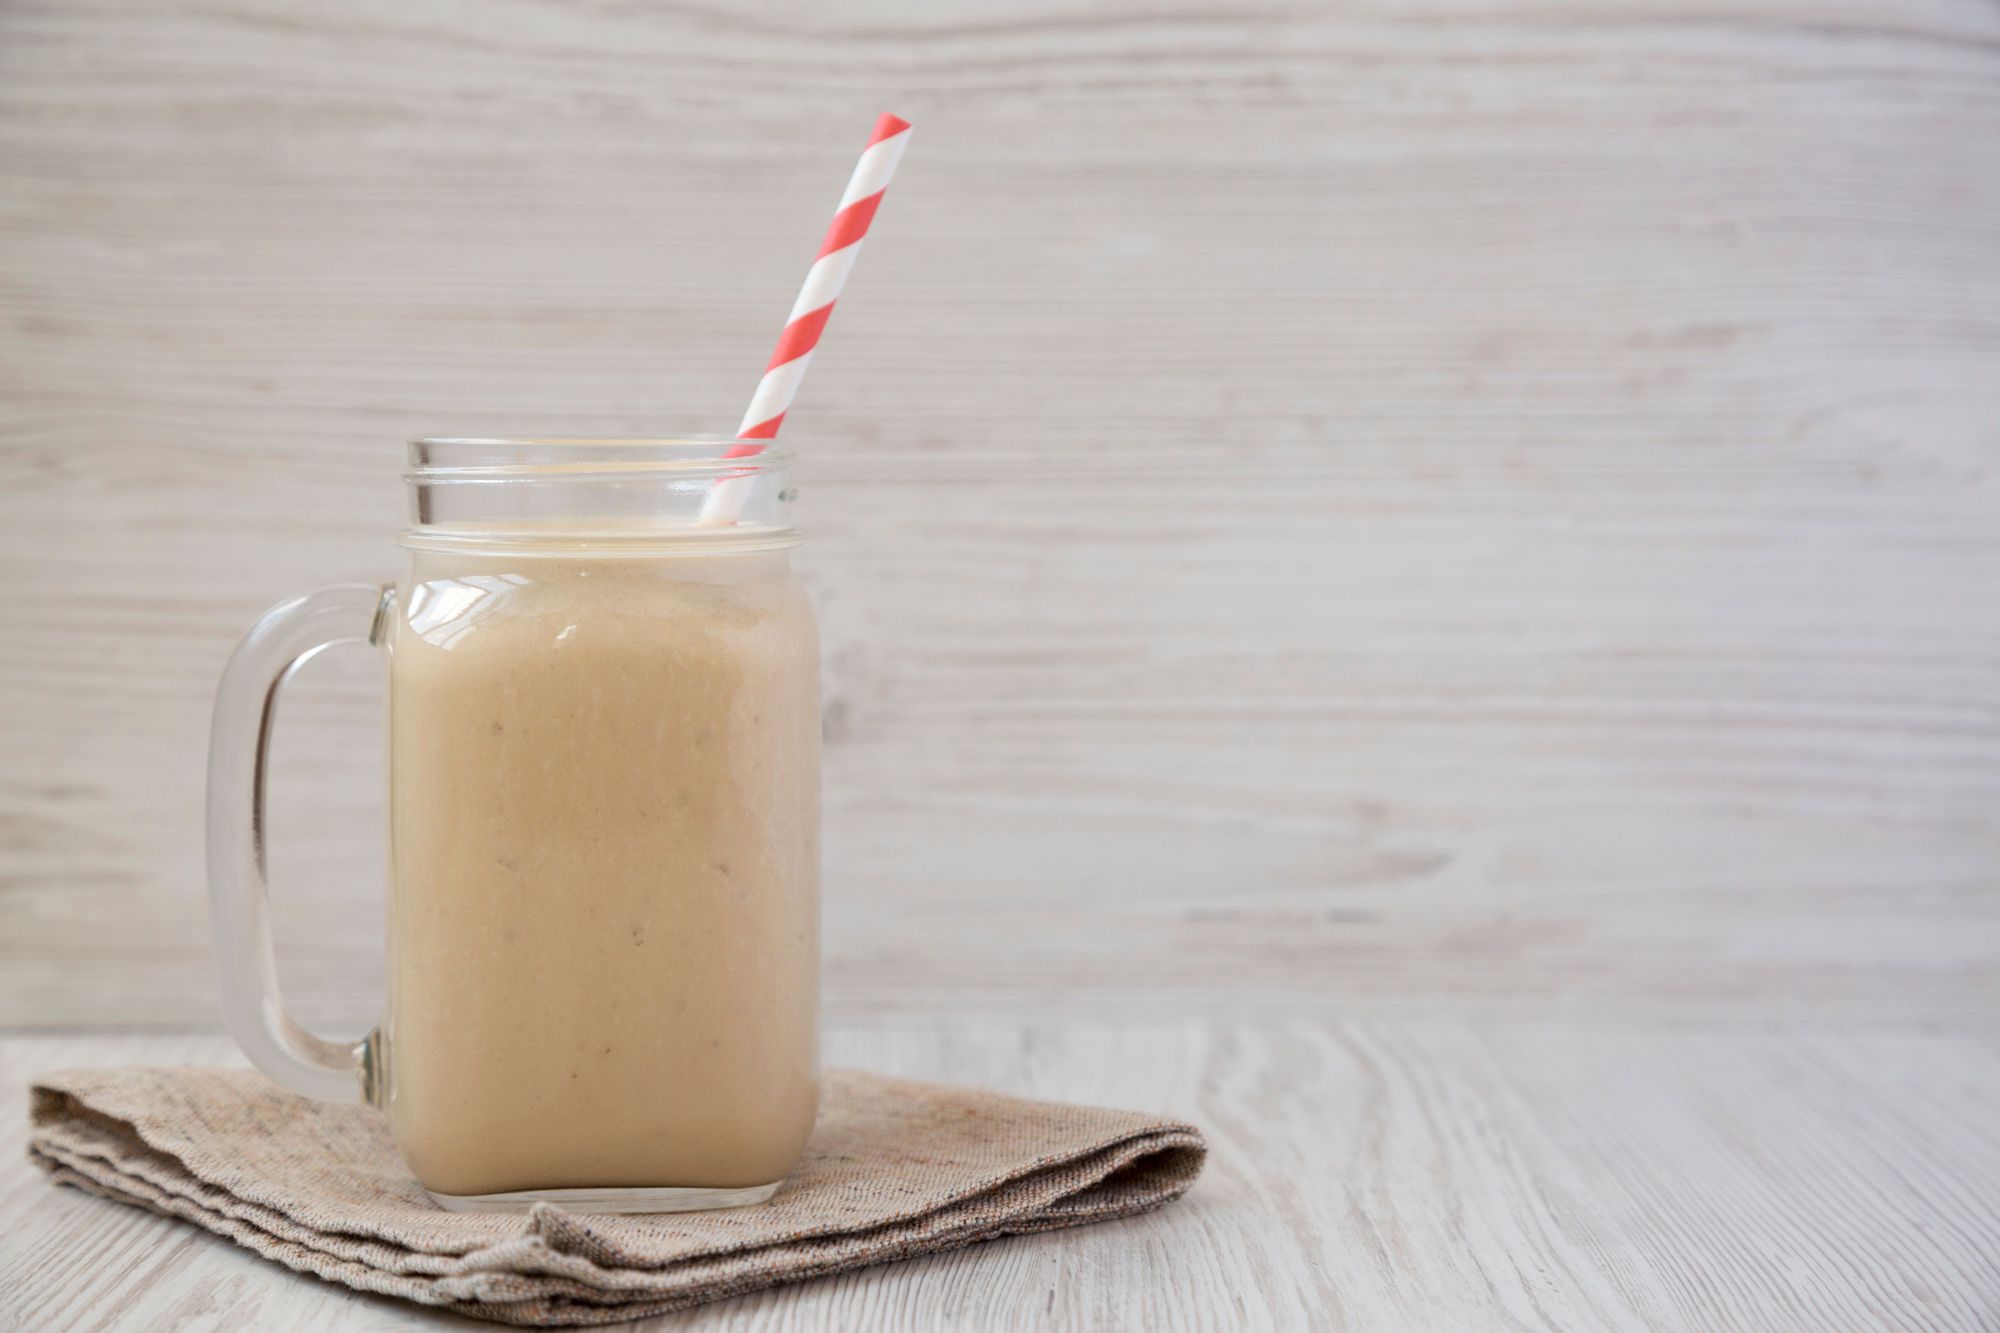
3,0,1999,1327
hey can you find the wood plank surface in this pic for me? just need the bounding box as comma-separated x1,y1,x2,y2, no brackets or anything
6,5,1997,1327
1,0,1998,1036
7,0,1992,1024
3,1024,1997,1331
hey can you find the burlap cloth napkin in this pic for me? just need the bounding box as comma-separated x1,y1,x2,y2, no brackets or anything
27,1066,1204,1325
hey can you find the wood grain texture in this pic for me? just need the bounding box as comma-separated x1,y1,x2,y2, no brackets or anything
3,0,2000,1029
4,1024,1998,1331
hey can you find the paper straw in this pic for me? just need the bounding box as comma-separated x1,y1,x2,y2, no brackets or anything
701,113,913,524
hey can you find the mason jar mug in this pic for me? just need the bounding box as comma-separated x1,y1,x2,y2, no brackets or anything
206,439,820,1212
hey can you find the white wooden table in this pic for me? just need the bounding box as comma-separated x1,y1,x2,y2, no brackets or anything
4,1022,1996,1330
5,0,1999,1327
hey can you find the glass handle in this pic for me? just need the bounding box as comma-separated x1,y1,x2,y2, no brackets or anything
206,583,394,1104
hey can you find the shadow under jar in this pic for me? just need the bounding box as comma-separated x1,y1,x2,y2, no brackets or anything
207,439,821,1213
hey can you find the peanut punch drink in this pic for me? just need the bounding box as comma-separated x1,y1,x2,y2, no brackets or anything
204,104,909,1216
385,541,820,1201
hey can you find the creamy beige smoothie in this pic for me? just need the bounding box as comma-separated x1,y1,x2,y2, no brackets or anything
384,544,819,1199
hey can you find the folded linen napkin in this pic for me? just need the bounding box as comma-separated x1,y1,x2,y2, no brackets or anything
28,1066,1204,1325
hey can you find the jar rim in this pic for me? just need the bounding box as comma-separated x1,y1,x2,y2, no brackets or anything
404,436,799,547
408,436,796,479
413,434,791,449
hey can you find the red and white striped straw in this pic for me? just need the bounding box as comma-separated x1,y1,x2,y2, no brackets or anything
702,112,913,524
